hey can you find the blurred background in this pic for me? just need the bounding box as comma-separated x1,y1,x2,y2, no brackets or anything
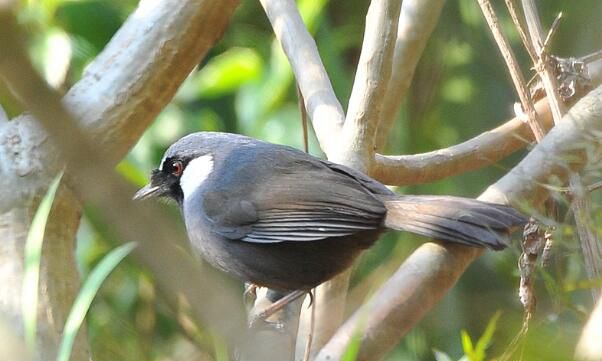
2,0,601,360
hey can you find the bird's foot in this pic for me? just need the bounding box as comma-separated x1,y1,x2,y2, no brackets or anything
247,289,307,329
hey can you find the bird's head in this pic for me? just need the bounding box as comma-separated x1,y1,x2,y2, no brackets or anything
133,133,219,204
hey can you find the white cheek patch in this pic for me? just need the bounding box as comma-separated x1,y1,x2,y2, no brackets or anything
180,155,214,199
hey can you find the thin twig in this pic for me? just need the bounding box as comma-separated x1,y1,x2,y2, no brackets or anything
587,181,602,192
478,0,545,141
581,50,602,64
542,12,563,54
504,0,537,62
522,0,567,121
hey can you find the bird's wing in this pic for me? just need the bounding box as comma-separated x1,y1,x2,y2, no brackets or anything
202,157,386,243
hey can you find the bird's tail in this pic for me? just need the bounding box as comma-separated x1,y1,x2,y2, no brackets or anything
379,195,527,250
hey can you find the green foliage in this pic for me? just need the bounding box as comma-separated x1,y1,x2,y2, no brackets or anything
341,331,362,361
22,173,63,350
433,312,501,361
56,242,136,361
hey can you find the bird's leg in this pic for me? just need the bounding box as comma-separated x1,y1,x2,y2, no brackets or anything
248,289,307,328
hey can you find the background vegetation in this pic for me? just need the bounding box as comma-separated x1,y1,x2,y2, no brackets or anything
2,0,601,360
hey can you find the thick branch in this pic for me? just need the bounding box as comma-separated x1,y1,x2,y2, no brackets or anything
259,0,344,156
339,0,402,169
376,0,446,150
315,84,602,361
0,0,247,356
0,11,249,348
0,0,240,212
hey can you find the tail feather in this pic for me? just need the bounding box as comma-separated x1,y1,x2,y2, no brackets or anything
380,195,528,250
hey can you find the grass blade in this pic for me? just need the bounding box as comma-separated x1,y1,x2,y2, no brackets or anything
56,242,136,361
22,173,63,349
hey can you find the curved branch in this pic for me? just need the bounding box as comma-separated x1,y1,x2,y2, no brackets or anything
372,57,602,186
315,84,602,361
0,0,240,212
371,98,553,185
259,0,344,156
376,0,446,150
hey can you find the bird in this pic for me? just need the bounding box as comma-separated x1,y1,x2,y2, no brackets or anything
134,132,527,297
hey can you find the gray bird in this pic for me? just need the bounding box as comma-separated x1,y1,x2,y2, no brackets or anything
134,132,526,292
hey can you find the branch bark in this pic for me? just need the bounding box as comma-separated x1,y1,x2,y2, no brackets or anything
338,0,402,169
315,84,602,361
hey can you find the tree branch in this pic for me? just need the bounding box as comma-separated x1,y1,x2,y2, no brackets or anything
478,0,545,141
338,0,402,169
372,98,552,185
259,0,344,156
371,57,602,186
0,0,240,212
521,1,602,300
0,1,246,358
376,0,447,150
302,1,403,354
315,84,602,361
0,8,250,346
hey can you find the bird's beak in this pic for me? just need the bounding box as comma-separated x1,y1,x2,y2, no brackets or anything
133,184,161,201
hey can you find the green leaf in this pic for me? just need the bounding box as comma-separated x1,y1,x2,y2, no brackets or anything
22,173,63,350
474,311,502,359
461,330,475,360
56,242,137,361
55,1,123,51
192,47,263,99
341,332,362,361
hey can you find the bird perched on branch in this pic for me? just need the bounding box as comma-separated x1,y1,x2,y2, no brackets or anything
134,132,526,303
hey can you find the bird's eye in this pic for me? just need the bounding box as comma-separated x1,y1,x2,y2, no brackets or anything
172,161,184,177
